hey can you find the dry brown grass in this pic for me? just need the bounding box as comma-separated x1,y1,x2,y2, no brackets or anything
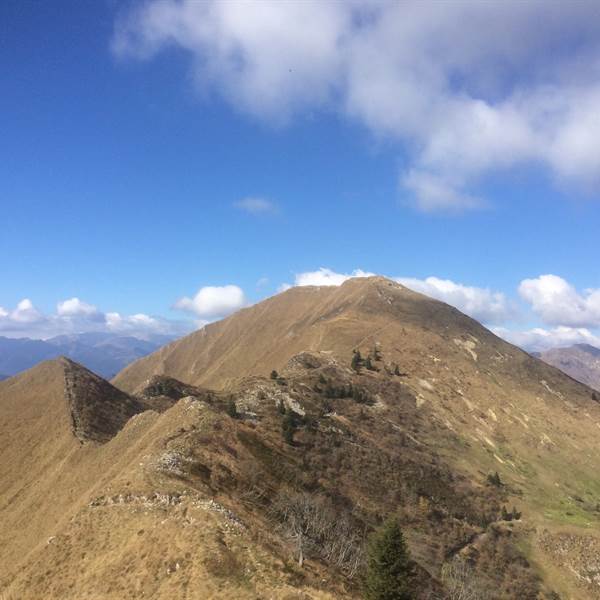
2,277,600,598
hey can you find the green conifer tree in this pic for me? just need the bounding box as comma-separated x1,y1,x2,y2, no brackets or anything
364,518,413,600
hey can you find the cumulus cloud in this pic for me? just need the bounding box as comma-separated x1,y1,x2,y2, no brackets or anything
113,1,600,211
492,325,600,353
0,298,192,340
291,267,375,288
518,274,600,328
397,276,514,324
234,197,278,215
104,312,189,338
10,299,44,323
174,285,246,319
57,297,101,318
277,268,374,291
277,267,373,291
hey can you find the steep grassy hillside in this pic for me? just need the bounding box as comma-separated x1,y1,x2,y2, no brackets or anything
0,360,341,599
2,277,600,598
113,277,600,597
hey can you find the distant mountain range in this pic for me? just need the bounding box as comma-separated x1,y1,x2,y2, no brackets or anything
0,332,176,379
535,343,600,392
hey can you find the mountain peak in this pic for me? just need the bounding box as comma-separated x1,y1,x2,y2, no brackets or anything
113,274,486,392
0,356,148,444
60,357,146,443
538,343,600,391
573,343,600,356
4,282,600,598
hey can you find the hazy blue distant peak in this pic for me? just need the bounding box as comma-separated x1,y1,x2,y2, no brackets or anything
0,332,178,380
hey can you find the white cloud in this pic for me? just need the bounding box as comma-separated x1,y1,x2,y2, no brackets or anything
402,169,483,213
57,297,100,318
0,298,192,340
113,1,600,211
397,276,514,324
493,325,600,353
104,312,189,338
113,1,347,120
518,274,600,328
174,284,246,319
235,197,278,215
292,267,375,287
278,268,374,291
10,299,44,323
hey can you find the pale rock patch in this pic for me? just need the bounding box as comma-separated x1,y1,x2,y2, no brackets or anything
454,338,478,361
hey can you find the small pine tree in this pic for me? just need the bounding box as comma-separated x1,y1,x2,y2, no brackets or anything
226,398,238,419
394,364,401,376
270,370,279,380
318,373,327,384
351,350,362,371
487,471,502,487
364,518,413,600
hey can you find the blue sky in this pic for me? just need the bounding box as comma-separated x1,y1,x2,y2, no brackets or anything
1,0,600,350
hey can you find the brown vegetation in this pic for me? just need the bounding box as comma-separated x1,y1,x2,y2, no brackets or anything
2,277,600,598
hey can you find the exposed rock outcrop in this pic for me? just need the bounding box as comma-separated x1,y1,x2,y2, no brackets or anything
62,357,146,443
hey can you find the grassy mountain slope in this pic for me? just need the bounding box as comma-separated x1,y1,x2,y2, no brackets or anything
113,276,494,391
0,359,341,599
113,276,600,597
2,277,600,598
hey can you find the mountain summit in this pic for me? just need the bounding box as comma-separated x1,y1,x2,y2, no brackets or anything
114,276,489,391
2,277,600,599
